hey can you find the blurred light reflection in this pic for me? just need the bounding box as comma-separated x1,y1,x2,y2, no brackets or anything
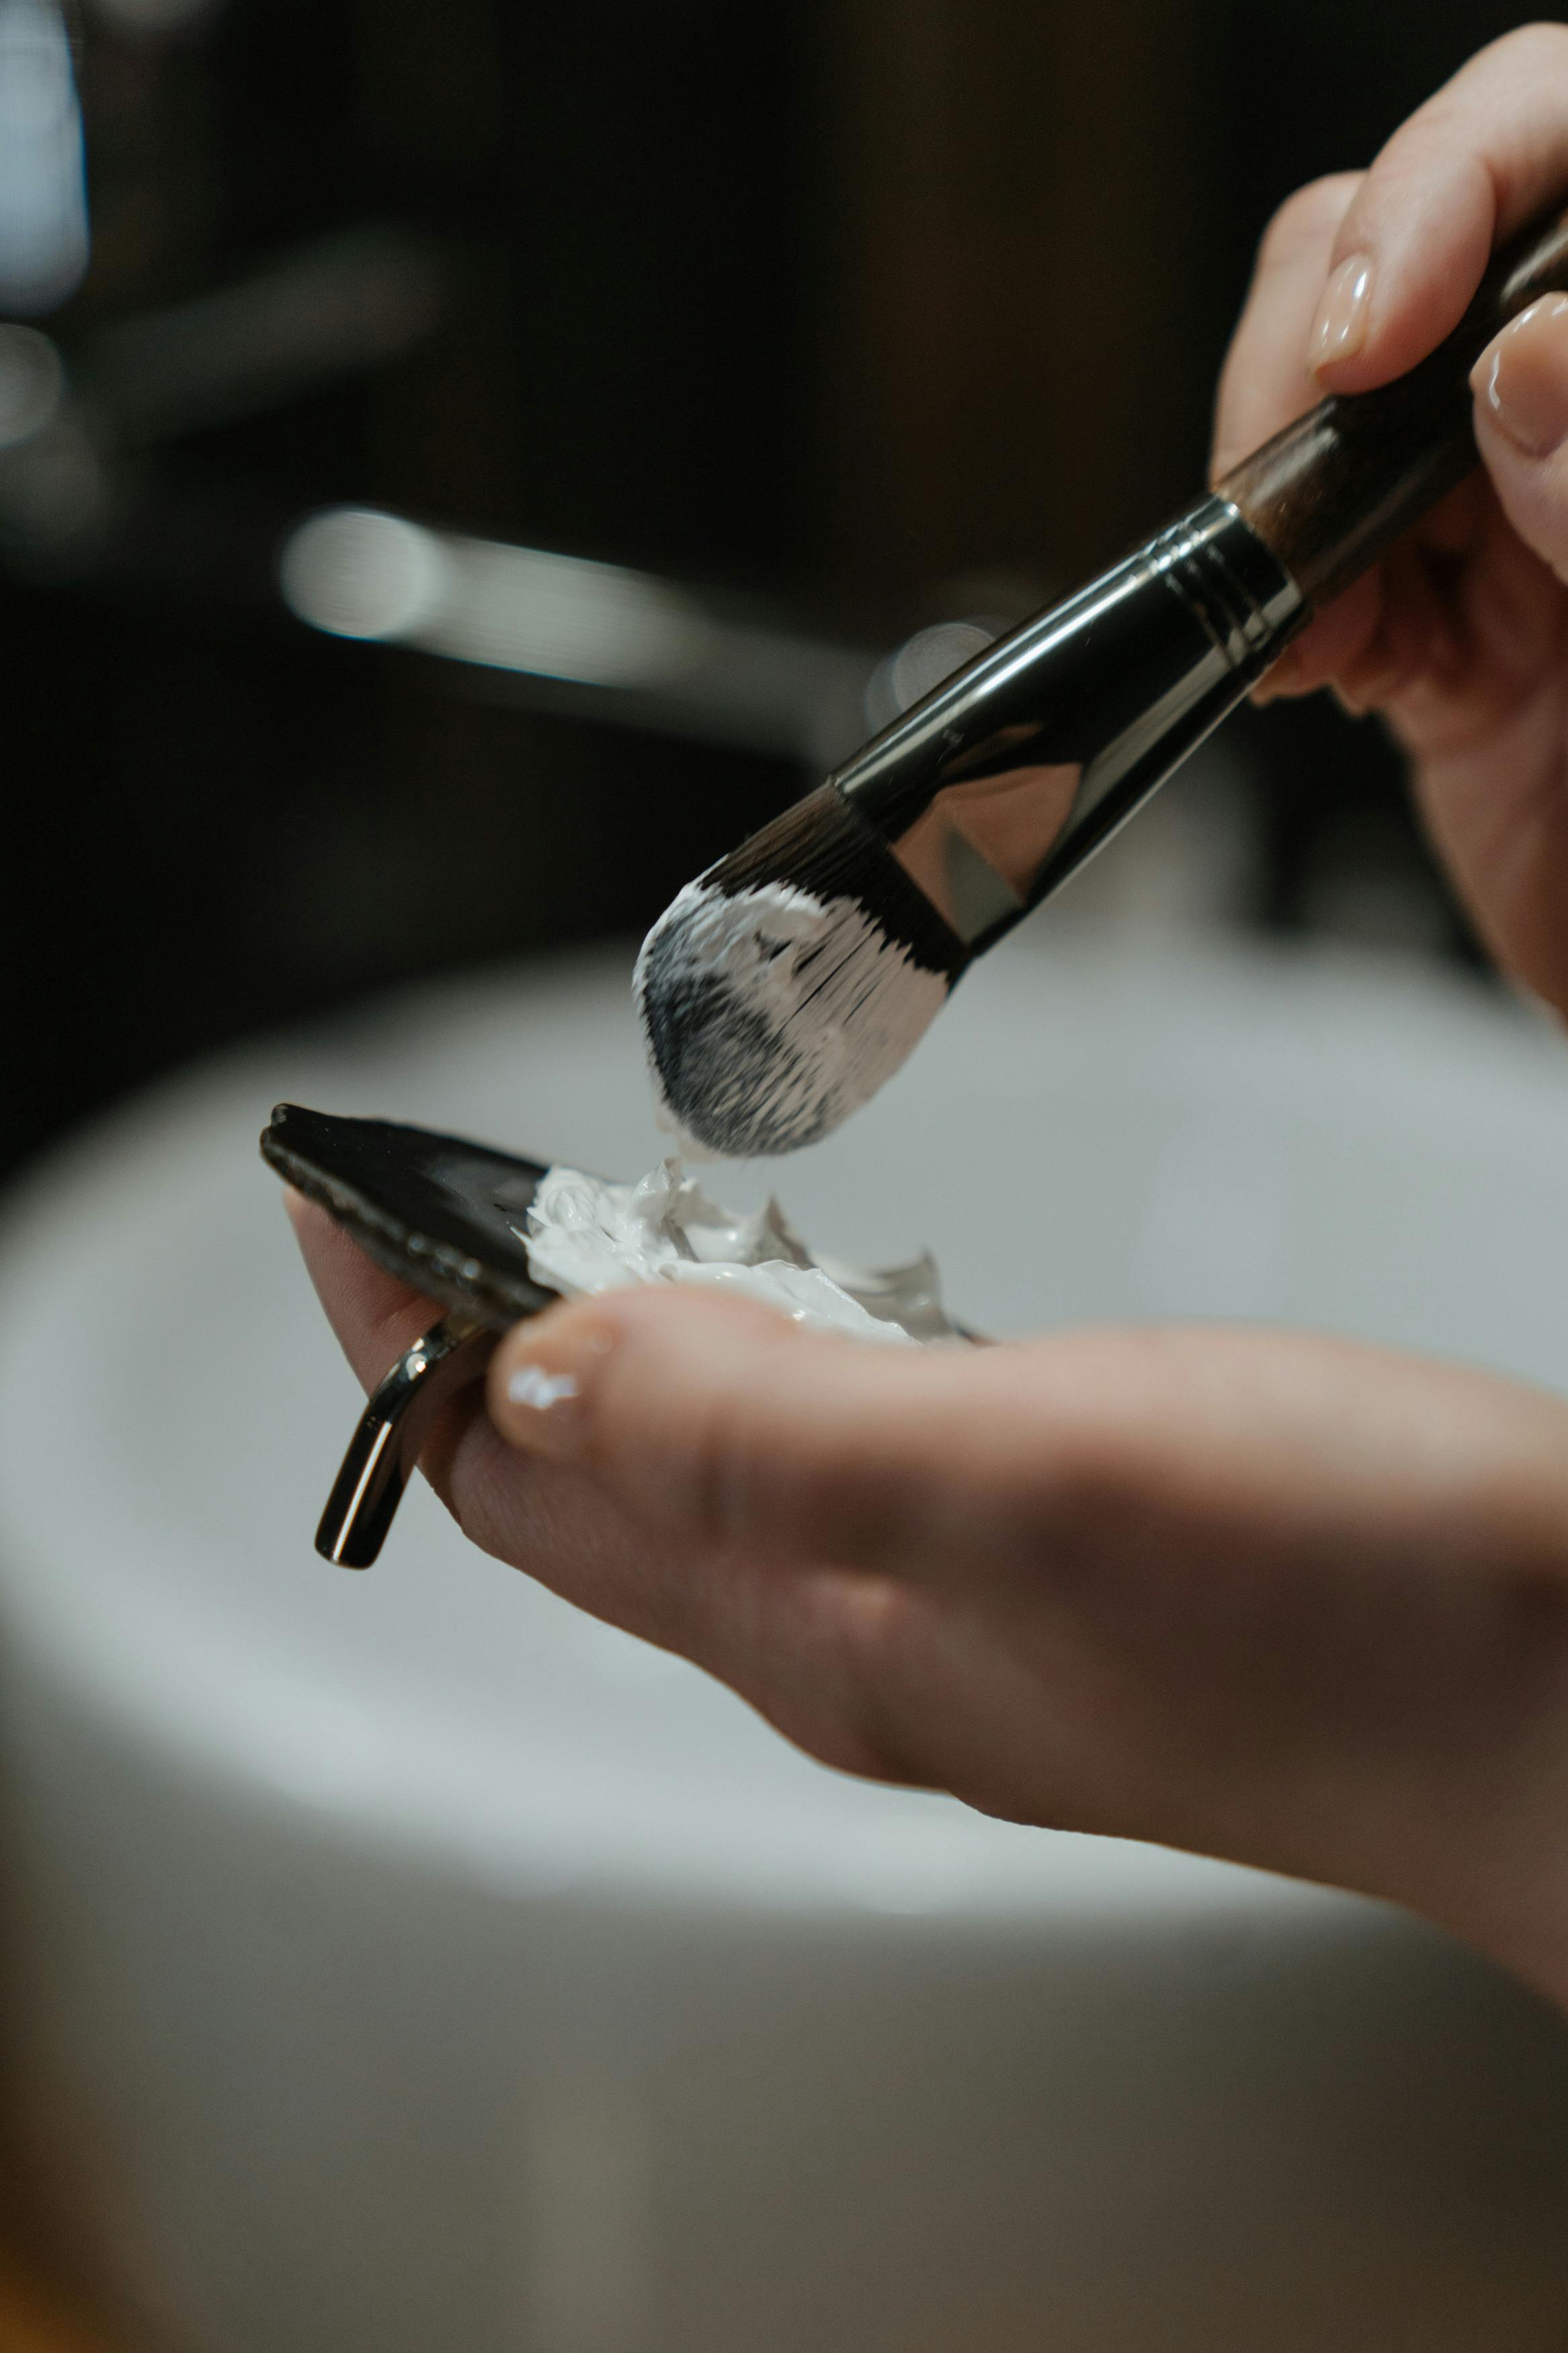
0,0,88,317
282,506,713,686
864,618,997,733
0,321,63,444
281,504,878,763
86,227,443,444
0,322,106,561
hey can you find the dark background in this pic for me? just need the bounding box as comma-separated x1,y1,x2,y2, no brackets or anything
1,0,1540,1182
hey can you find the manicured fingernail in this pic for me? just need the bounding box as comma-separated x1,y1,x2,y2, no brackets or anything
1309,253,1374,372
1472,296,1568,458
491,1308,612,1458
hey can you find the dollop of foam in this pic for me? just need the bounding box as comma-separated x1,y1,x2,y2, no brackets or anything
520,1158,956,1345
633,878,950,1159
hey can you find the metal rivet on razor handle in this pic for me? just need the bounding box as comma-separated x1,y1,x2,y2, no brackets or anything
316,1308,497,1569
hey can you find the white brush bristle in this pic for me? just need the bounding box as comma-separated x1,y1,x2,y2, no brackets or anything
634,876,950,1158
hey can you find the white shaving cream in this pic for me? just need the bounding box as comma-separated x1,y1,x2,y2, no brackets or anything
520,1158,957,1345
633,878,949,1159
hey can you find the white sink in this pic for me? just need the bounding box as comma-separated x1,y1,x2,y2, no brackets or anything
0,926,1565,2352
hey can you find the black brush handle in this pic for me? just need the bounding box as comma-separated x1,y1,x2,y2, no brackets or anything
813,200,1568,967
1217,202,1568,604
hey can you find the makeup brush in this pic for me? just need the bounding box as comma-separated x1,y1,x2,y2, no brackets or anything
636,201,1568,1158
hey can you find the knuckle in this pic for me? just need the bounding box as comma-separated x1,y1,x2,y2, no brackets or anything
1258,173,1360,266
1401,27,1568,161
671,1353,817,1552
686,1369,902,1566
725,1566,927,1788
1030,1417,1163,1550
591,1292,778,1544
821,1574,938,1786
1377,108,1488,196
663,1380,753,1546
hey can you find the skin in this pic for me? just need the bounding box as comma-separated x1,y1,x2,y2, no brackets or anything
294,30,1568,2013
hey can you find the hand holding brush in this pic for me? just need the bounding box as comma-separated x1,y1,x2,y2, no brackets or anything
639,27,1568,1156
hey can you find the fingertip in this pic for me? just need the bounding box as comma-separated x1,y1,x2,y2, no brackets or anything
1249,643,1304,707
1307,251,1376,385
283,1195,445,1394
284,1188,347,1274
488,1285,800,1460
281,1189,360,1287
1307,147,1497,393
282,1184,324,1238
1253,574,1385,708
1472,293,1568,458
1212,175,1362,483
489,1300,602,1459
1307,28,1568,399
1467,295,1568,582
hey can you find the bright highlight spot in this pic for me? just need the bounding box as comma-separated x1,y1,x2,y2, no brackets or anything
280,504,715,688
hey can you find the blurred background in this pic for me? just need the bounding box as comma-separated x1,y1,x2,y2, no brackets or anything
0,0,1538,1187
5,7,1568,2352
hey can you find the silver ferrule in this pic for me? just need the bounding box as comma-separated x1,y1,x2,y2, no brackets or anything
831,496,1303,951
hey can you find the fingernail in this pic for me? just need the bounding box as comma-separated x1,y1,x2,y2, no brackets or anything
1309,253,1374,372
1471,296,1568,458
491,1308,612,1459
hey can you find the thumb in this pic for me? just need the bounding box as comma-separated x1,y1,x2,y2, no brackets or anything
487,1285,1035,1579
1471,294,1568,577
